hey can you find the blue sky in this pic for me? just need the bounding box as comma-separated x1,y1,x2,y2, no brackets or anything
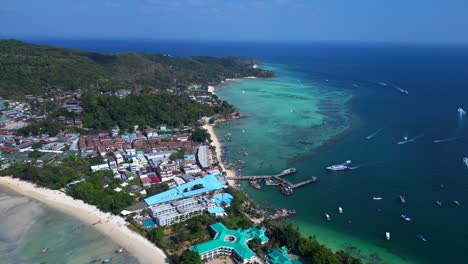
1,0,468,43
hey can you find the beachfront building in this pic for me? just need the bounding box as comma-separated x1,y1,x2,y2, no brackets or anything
144,175,226,226
154,199,208,226
144,175,226,206
190,222,269,264
265,246,302,264
197,145,210,169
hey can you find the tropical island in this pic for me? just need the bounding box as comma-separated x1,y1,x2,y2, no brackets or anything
0,40,361,264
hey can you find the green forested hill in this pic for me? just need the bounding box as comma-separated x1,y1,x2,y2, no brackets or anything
0,39,274,98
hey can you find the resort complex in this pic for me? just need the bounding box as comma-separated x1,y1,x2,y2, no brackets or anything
190,222,268,263
190,222,302,264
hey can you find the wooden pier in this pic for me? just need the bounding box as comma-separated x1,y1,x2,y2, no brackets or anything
226,168,318,195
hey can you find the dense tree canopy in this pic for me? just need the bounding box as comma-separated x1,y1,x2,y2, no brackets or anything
81,92,232,130
0,40,274,99
178,250,202,264
17,120,64,137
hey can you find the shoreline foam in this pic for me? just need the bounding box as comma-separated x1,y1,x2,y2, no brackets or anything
0,176,168,264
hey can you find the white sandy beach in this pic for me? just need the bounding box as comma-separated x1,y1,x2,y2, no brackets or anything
0,176,168,264
203,124,236,187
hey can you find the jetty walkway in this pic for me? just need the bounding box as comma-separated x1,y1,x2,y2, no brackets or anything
226,168,318,195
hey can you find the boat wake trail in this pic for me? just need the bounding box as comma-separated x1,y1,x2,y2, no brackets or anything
366,128,383,140
433,136,463,143
376,82,408,94
393,85,409,95
397,134,424,145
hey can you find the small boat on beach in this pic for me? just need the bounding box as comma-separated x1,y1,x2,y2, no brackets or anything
338,206,343,214
115,247,126,254
417,234,427,242
325,213,331,221
401,214,411,222
385,232,391,241
399,195,406,204
373,197,383,201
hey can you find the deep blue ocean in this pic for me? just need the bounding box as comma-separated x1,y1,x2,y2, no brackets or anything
22,38,468,263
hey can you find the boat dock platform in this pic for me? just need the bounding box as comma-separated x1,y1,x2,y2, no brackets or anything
226,168,318,195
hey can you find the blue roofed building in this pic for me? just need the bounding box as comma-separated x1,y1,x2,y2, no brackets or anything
144,174,226,206
207,206,226,217
214,193,234,207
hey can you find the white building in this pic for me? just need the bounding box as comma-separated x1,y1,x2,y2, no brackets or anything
91,163,110,172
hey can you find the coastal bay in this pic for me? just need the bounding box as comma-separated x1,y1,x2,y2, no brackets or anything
210,43,468,264
0,177,167,264
11,39,468,264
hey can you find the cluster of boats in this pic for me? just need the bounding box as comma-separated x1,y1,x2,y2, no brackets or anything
271,208,297,219
87,247,126,263
324,194,463,243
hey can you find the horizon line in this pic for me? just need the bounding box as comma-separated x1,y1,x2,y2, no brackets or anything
2,36,468,47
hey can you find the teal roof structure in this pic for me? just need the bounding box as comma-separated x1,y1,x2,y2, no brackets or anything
208,206,225,214
265,246,302,264
213,193,234,206
144,175,225,206
190,222,269,261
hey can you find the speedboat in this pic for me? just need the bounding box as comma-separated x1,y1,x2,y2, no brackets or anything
417,234,427,242
42,248,48,253
326,161,351,171
385,232,391,241
373,197,383,201
453,200,461,206
458,108,466,116
463,158,468,167
338,206,343,214
325,213,331,221
401,214,411,222
436,201,443,207
399,195,406,203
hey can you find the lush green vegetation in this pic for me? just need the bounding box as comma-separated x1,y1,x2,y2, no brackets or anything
1,157,87,189
261,221,362,264
0,40,274,99
28,150,42,159
67,171,135,213
176,250,202,264
1,157,135,213
81,92,233,130
146,182,170,196
17,120,65,136
190,129,211,143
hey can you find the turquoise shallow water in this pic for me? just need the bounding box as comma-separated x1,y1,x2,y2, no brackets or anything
215,63,417,264
216,64,354,172
0,190,139,264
